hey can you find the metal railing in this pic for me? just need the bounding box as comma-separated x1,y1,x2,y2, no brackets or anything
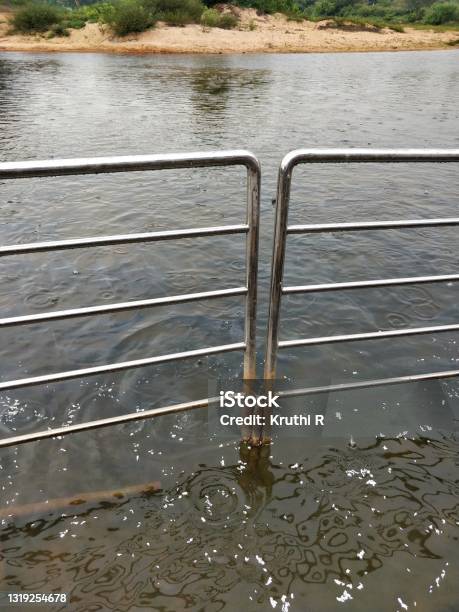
265,149,459,396
0,151,260,447
3,148,459,448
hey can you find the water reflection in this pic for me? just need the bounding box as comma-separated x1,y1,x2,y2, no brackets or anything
190,67,270,115
1,435,458,610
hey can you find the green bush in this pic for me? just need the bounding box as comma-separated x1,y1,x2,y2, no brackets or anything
423,1,459,23
73,3,115,23
200,7,219,24
62,17,86,29
12,3,63,33
108,0,154,35
312,0,338,17
217,12,238,27
343,3,397,20
233,0,300,15
150,0,205,24
200,7,238,27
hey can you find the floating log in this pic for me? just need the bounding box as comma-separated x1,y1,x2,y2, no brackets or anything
0,480,161,521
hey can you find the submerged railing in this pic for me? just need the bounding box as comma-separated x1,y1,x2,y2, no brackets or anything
265,149,459,399
0,151,260,447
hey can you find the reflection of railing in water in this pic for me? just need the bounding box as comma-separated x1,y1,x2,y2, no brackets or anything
0,151,260,448
265,149,459,389
2,436,456,610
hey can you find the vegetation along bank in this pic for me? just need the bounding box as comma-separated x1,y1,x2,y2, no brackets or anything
0,0,458,53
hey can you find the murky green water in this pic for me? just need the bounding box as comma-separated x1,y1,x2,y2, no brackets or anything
0,50,458,610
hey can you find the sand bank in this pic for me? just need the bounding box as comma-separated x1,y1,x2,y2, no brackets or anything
1,8,458,54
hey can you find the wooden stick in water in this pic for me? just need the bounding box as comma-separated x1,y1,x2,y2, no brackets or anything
0,481,161,521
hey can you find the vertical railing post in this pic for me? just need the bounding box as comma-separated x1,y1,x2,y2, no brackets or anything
254,157,294,445
243,159,261,381
264,157,294,381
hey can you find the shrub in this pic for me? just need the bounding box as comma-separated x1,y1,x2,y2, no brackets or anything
312,0,339,17
12,3,63,33
423,1,459,24
200,7,219,25
233,0,300,15
309,0,387,19
62,17,86,29
73,3,115,23
159,8,189,23
108,0,154,35
200,7,237,27
217,12,238,27
148,0,204,23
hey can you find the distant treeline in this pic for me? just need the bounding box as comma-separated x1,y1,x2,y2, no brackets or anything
6,0,459,38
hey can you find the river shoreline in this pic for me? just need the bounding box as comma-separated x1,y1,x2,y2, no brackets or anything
1,9,458,54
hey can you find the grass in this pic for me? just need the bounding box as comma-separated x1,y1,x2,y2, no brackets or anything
408,21,459,31
387,22,405,32
286,11,304,21
310,15,406,31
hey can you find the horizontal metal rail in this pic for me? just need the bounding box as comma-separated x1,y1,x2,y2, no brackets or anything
265,148,459,391
279,148,459,167
288,218,459,234
0,150,261,447
0,225,249,256
0,397,219,449
0,287,247,328
0,343,245,392
279,323,459,349
283,273,459,294
277,368,459,398
0,150,261,180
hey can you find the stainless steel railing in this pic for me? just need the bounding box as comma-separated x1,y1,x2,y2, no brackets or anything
0,150,260,447
3,148,459,448
265,149,459,396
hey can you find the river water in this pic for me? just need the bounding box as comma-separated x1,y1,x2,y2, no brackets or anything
0,50,458,611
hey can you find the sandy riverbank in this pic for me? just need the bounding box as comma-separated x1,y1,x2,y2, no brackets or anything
1,8,458,54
